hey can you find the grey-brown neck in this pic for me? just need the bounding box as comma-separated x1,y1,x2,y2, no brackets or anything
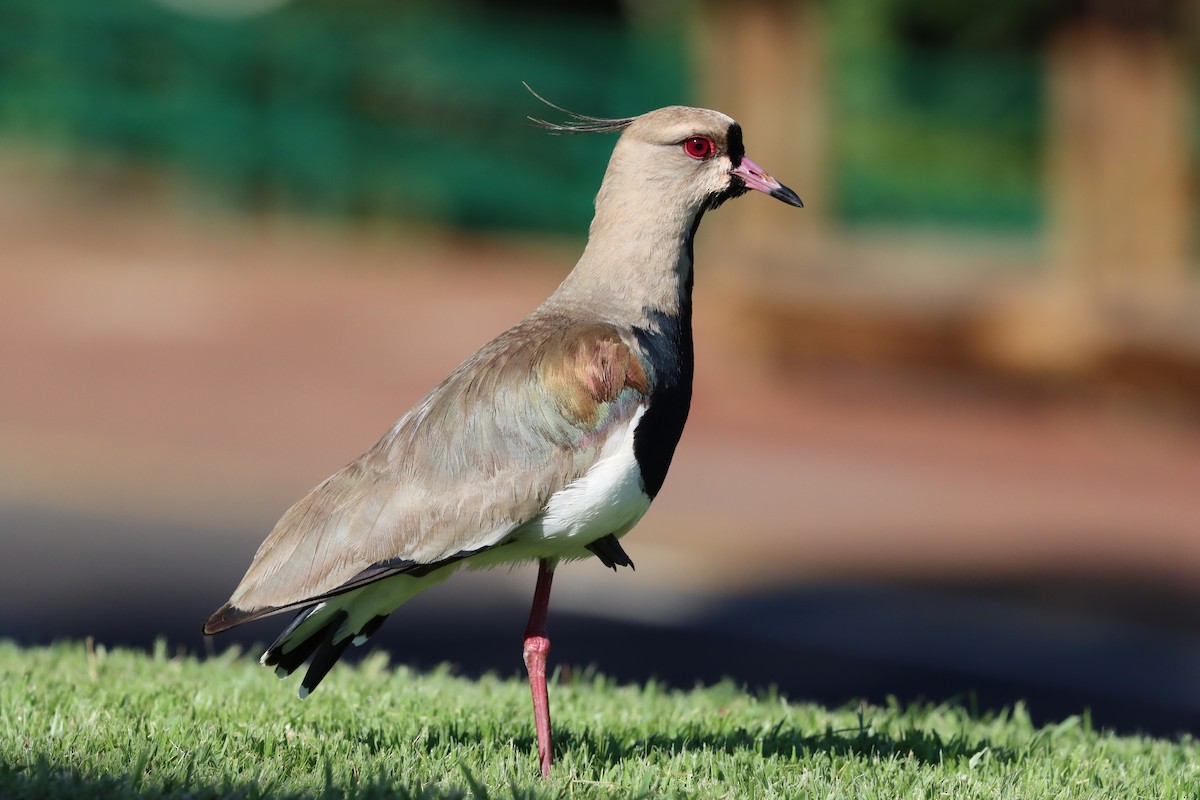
546,155,704,329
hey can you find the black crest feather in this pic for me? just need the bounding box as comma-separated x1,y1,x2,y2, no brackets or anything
524,82,635,135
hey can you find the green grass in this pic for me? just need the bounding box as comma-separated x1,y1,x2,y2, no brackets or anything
3,640,1198,799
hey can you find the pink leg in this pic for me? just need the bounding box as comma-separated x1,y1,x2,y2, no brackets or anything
522,559,555,778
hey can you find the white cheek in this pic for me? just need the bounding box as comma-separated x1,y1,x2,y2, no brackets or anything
705,161,733,195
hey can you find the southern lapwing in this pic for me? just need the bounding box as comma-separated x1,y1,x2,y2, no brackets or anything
203,99,802,778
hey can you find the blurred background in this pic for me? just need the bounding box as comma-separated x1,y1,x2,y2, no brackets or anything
2,0,1199,737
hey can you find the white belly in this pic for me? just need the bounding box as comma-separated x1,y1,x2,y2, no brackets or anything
472,405,651,566
537,405,651,540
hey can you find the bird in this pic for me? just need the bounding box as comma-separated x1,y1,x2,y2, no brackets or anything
202,96,803,778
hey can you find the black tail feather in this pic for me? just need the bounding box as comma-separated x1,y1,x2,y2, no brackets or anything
354,614,389,645
263,605,317,662
261,605,328,674
259,604,390,696
300,614,353,697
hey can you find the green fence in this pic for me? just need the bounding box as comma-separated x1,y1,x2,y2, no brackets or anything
0,0,690,233
0,0,1047,236
831,44,1044,235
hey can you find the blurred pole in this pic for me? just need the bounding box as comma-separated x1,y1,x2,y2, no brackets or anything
984,4,1198,377
692,0,829,268
1046,9,1194,307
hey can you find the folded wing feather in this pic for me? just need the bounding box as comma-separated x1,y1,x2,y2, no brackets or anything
203,315,650,633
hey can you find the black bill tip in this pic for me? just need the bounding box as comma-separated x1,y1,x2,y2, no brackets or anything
770,184,804,208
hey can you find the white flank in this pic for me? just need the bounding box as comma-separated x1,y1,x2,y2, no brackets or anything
541,405,650,539
474,405,651,565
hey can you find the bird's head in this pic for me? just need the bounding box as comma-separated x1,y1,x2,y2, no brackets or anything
529,92,802,218
613,106,803,213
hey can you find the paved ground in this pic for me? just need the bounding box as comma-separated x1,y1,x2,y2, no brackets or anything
3,165,1200,734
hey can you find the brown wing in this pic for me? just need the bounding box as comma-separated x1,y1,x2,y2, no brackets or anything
203,316,650,633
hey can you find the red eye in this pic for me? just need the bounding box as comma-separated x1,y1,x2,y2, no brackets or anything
683,136,716,160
